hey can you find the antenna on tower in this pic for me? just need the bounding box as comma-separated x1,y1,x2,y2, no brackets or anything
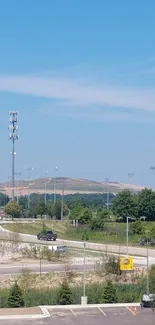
8,111,19,201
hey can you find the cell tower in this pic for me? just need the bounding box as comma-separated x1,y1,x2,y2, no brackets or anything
8,111,19,200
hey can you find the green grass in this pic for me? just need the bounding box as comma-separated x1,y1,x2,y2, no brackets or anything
3,220,69,238
4,219,155,245
0,281,145,307
3,220,142,245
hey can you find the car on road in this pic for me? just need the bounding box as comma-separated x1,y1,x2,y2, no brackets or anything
139,238,155,246
37,230,57,241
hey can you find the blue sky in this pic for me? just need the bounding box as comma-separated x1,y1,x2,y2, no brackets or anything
0,0,155,187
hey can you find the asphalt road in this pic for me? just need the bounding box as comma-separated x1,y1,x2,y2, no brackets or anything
0,228,152,257
0,307,153,325
0,263,94,275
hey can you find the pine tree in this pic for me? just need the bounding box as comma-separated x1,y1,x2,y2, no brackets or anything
57,280,73,305
100,281,118,303
7,282,25,308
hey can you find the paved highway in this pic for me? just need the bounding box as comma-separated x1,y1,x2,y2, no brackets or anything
0,227,154,258
0,263,94,275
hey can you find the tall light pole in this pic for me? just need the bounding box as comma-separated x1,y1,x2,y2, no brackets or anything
8,176,12,199
81,240,88,305
61,179,65,221
146,246,149,295
126,216,130,255
54,167,58,204
83,241,86,297
25,167,34,209
8,111,19,201
44,170,48,206
105,177,110,210
16,172,21,205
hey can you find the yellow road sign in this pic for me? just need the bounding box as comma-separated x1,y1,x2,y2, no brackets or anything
119,256,133,271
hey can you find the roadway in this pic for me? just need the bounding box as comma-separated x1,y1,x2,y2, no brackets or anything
0,226,155,269
0,263,94,275
0,229,154,257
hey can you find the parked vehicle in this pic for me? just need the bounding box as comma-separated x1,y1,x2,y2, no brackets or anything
37,230,57,241
139,238,155,246
141,294,155,308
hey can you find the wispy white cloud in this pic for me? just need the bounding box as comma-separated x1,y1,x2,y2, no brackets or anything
0,75,155,112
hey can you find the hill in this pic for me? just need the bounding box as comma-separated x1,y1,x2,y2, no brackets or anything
0,177,145,196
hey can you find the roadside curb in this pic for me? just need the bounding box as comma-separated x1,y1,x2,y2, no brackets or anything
44,303,141,309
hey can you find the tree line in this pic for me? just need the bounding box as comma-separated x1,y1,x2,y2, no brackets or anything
2,187,155,222
112,188,155,221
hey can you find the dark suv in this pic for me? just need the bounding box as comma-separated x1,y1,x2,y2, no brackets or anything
37,230,57,241
140,238,155,246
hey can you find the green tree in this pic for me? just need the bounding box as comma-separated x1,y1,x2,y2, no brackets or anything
69,202,83,220
7,282,24,308
130,220,144,235
57,280,73,305
52,200,69,220
137,188,155,220
149,265,155,292
112,190,137,218
81,230,89,241
4,201,21,219
89,214,105,231
29,202,46,218
79,207,92,225
100,281,118,303
0,193,9,206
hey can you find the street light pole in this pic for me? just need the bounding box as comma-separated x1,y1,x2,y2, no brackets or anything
8,111,19,201
16,173,21,205
61,179,64,221
83,241,86,297
105,177,110,210
126,217,129,256
54,167,58,204
146,246,149,295
44,170,48,206
25,167,34,210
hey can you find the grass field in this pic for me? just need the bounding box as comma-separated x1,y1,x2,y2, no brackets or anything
3,220,145,245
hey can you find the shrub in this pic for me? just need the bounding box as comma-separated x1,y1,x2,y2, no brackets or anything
130,220,144,235
57,280,73,305
7,282,24,308
100,281,118,303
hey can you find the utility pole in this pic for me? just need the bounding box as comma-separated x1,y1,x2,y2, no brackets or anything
8,176,12,198
146,246,149,295
16,173,21,205
25,167,34,209
126,216,130,256
81,241,87,305
105,177,110,209
8,111,19,201
61,179,64,221
54,166,58,203
44,170,48,206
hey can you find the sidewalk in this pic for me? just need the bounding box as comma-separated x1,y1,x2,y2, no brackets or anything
0,306,49,319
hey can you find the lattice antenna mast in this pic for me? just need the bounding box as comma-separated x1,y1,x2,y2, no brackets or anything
8,111,19,200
